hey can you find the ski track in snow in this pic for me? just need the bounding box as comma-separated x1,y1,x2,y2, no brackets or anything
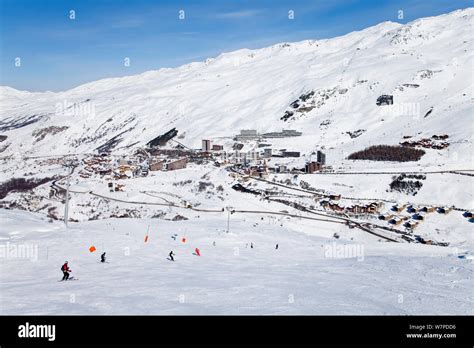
0,209,472,315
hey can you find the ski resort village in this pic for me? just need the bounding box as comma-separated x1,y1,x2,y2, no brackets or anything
0,8,473,315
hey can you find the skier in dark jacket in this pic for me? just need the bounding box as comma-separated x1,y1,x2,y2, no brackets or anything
61,261,71,280
100,252,106,263
169,251,175,261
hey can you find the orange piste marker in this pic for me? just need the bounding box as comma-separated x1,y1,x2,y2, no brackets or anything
89,246,96,253
182,237,186,243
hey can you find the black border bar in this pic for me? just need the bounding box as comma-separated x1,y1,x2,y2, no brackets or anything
0,315,472,346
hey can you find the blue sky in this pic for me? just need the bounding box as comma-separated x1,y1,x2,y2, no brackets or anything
0,0,471,91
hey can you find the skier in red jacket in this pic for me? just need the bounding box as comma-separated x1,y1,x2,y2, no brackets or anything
61,261,71,281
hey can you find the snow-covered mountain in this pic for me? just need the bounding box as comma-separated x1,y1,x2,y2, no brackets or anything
0,8,473,316
0,8,472,165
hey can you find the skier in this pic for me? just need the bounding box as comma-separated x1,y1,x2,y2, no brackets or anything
275,244,279,250
101,252,106,263
169,251,175,261
250,242,254,249
213,241,216,247
61,261,71,281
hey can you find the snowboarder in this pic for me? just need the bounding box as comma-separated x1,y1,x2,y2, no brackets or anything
169,251,175,261
101,252,106,263
61,261,71,281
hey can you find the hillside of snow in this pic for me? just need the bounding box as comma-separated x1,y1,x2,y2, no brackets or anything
1,209,472,315
0,8,473,168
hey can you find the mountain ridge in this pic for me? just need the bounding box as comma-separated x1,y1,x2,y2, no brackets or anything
0,7,472,163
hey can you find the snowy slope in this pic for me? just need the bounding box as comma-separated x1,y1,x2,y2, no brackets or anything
0,209,472,315
0,8,472,168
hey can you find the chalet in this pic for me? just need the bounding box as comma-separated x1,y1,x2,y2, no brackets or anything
391,204,406,213
328,203,344,212
462,211,472,218
167,158,187,171
347,205,365,214
367,202,383,213
379,214,394,221
404,221,419,230
388,218,403,226
414,236,426,244
347,202,381,214
400,137,450,150
437,207,451,214
98,169,112,176
321,199,381,214
212,144,224,151
149,160,165,171
412,213,424,221
319,200,330,208
406,205,417,213
114,184,125,192
329,194,341,201
419,206,435,213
